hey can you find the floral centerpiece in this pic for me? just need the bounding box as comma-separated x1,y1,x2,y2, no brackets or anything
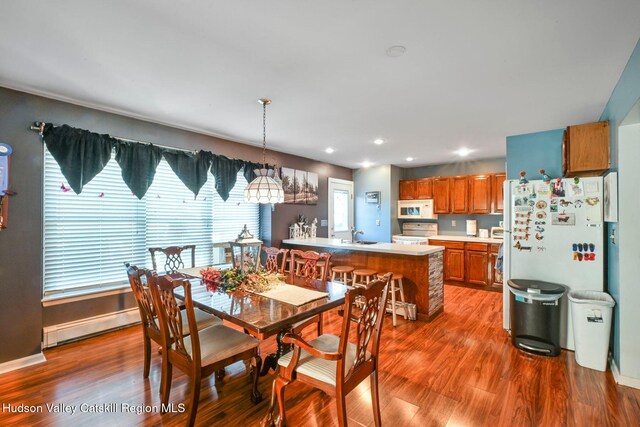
199,267,285,294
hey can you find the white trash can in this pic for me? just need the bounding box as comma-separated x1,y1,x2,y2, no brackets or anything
568,291,615,372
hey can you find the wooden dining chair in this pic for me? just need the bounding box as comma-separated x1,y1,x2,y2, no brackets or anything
148,245,196,273
288,250,332,336
262,274,391,427
147,271,263,427
262,246,289,274
125,264,221,388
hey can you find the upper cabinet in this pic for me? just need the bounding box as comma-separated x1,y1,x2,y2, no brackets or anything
450,176,468,214
491,173,506,214
563,121,610,177
415,178,433,199
432,177,451,213
399,180,416,200
468,175,491,214
399,178,432,200
400,172,505,215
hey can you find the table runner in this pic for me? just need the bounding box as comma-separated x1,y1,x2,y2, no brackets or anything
255,283,328,306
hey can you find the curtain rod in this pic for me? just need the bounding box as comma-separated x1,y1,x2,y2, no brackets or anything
29,121,200,154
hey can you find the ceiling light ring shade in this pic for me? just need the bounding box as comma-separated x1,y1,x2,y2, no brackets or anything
244,99,284,204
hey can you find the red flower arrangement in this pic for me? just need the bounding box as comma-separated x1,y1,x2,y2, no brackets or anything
199,267,222,292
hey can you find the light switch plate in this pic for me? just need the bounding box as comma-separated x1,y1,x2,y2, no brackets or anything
376,219,380,226
452,220,457,227
320,219,328,227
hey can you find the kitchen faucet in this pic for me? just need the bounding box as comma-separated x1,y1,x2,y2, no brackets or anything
351,227,364,242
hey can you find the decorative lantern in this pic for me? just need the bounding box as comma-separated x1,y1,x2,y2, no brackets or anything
229,225,263,273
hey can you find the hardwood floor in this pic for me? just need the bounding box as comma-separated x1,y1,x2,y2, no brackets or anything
1,285,638,426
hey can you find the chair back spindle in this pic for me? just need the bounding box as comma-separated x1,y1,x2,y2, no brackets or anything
126,264,160,336
148,245,196,273
289,249,331,282
262,247,289,274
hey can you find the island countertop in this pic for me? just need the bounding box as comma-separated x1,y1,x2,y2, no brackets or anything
282,237,444,256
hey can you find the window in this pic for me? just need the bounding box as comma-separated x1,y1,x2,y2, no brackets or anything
43,148,260,297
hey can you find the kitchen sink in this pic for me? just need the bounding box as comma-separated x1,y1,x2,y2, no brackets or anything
353,241,378,245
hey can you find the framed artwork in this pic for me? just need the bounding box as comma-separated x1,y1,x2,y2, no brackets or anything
365,191,380,204
604,171,618,222
294,170,307,204
306,172,318,205
281,167,296,204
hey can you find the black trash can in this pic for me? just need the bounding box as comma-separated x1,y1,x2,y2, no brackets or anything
508,279,566,356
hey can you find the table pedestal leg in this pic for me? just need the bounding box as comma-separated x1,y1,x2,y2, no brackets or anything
260,329,293,376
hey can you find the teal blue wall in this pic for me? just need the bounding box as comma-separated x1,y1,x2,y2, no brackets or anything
599,37,640,369
354,165,393,242
505,129,564,180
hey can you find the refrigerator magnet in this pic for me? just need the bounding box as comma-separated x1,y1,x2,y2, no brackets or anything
552,212,575,225
551,178,565,197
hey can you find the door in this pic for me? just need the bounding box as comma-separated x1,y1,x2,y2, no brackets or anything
445,248,465,282
328,178,354,240
432,177,450,213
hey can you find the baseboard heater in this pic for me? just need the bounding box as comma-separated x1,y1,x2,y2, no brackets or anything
43,308,140,348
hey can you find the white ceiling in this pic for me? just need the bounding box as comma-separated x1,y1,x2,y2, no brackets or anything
1,1,639,169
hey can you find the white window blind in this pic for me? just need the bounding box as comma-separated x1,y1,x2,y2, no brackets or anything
43,148,260,297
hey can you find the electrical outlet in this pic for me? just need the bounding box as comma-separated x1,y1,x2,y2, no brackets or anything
376,219,380,226
320,219,328,227
452,220,457,227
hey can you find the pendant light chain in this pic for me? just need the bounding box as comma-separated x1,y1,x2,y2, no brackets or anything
262,100,267,167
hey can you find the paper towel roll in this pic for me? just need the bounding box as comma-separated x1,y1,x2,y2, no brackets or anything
466,220,477,236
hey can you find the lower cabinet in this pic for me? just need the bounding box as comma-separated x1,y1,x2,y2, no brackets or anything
431,240,502,288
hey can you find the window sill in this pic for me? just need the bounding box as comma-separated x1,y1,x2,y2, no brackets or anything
42,284,132,307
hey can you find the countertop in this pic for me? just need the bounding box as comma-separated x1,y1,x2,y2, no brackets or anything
282,238,444,256
428,235,504,244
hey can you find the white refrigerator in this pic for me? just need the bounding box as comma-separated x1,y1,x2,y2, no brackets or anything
503,177,605,350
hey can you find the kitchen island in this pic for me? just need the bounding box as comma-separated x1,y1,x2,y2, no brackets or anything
282,238,445,321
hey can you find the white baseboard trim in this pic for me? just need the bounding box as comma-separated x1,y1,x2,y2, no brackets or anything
0,352,46,375
43,308,139,348
610,356,640,389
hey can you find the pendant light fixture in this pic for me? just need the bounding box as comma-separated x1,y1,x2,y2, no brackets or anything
244,99,285,204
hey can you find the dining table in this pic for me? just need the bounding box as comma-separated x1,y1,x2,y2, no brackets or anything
172,267,349,375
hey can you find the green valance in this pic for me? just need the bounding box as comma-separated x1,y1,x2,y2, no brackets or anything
42,123,270,200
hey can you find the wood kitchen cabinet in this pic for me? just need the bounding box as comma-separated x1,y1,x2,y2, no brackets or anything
491,173,506,214
563,121,610,177
399,180,416,200
415,178,433,199
432,178,451,214
465,242,489,286
450,176,468,214
430,240,465,282
468,175,491,214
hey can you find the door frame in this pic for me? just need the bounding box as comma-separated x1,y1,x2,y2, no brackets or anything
327,177,354,240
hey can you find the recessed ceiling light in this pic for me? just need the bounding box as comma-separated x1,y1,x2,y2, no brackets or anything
374,139,384,145
362,161,373,168
386,45,406,57
406,157,414,162
455,147,473,157
325,147,335,154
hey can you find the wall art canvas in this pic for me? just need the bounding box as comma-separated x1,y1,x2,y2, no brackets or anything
294,169,307,204
305,172,318,205
281,167,296,204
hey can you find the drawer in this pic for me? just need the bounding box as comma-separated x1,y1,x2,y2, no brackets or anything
430,240,465,250
490,243,501,254
466,242,489,252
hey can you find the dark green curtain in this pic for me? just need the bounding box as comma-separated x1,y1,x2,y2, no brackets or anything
41,124,272,200
163,150,212,197
115,141,163,199
42,124,114,194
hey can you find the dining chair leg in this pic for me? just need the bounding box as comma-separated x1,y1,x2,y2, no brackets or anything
391,279,398,327
160,361,172,408
187,373,202,427
260,379,279,427
371,369,382,427
336,393,348,427
316,313,324,336
250,354,263,403
274,376,289,427
142,333,151,379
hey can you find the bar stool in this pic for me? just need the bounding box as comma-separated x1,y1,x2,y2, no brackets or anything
352,269,377,288
378,273,409,326
331,266,354,284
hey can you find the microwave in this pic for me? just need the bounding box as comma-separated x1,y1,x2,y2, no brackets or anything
397,200,438,219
